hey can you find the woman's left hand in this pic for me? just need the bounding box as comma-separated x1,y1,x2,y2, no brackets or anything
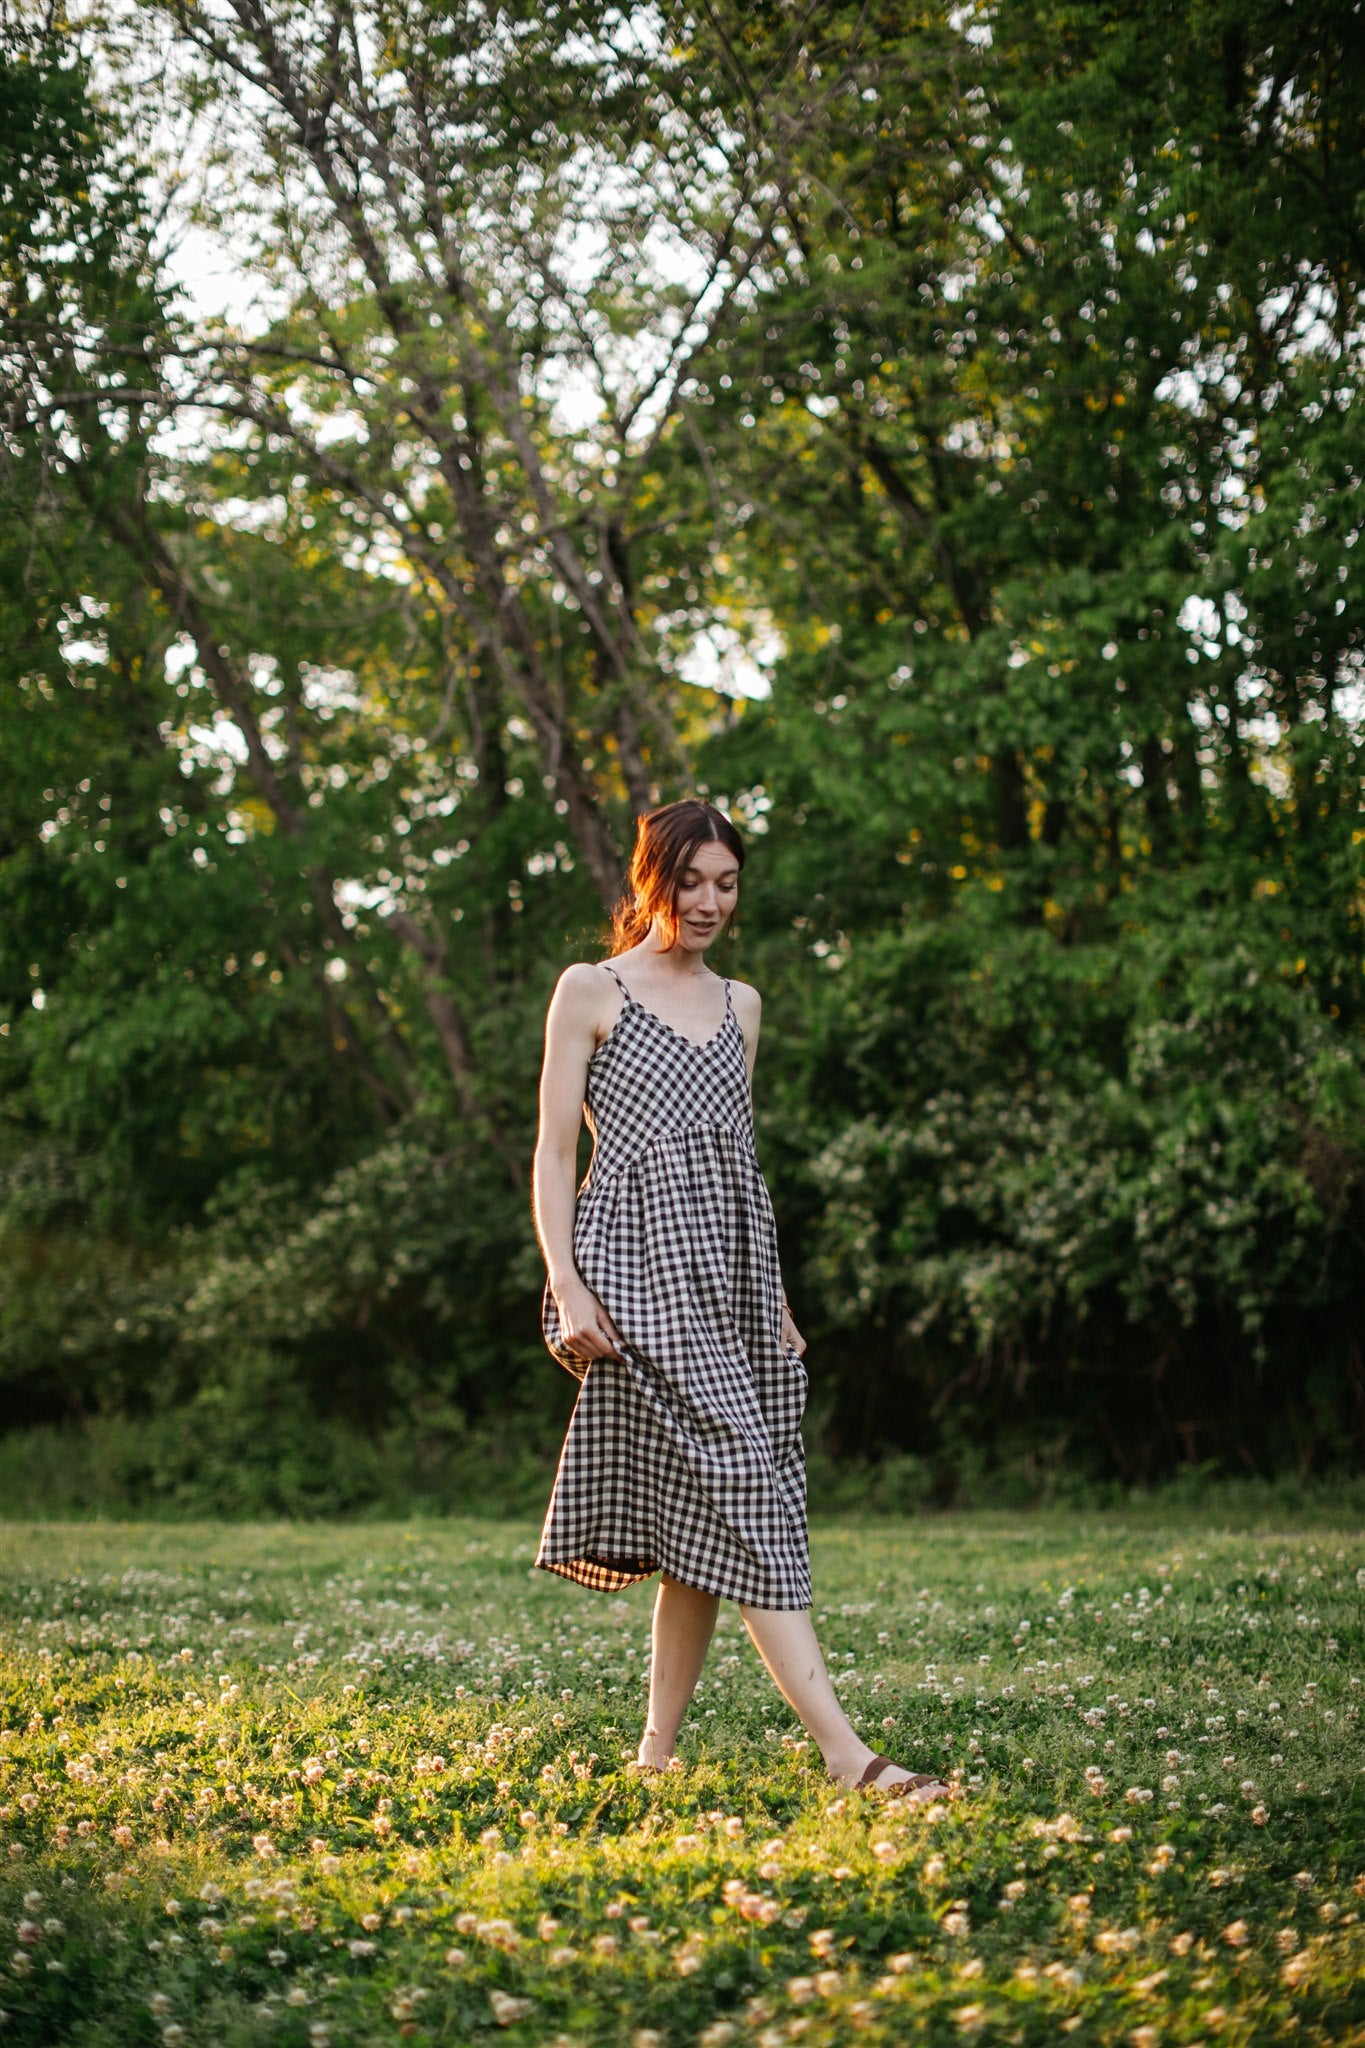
780,1303,807,1358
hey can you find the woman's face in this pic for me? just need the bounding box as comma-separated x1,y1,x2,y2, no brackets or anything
672,838,739,953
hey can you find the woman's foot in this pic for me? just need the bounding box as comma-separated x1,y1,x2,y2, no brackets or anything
630,1734,676,1772
828,1741,951,1800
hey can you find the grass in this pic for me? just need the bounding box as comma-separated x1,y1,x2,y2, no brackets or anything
0,1513,1361,2046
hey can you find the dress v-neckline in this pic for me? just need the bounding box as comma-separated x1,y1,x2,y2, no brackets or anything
599,963,732,1053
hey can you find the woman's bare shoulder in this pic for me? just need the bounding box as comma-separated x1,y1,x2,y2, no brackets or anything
726,975,762,1025
557,959,613,991
548,960,616,1023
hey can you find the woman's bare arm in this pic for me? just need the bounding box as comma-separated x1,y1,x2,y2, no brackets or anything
732,979,805,1357
532,965,625,1362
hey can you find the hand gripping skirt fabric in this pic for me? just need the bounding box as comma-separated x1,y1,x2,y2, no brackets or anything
535,963,812,1610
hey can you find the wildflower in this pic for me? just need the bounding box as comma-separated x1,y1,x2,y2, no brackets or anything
923,1856,946,1882
814,1971,841,1997
1222,1920,1249,1947
348,1939,376,1958
1275,1928,1299,1953
1281,1952,1311,1988
113,1825,134,1849
1095,1927,1141,1955
699,2026,737,2047
1109,1826,1134,1842
1169,1931,1194,1955
1204,2008,1228,2030
1251,1804,1268,1825
488,1991,535,2027
360,1913,383,1933
592,1934,619,1957
633,2032,664,2048
942,1912,970,1938
477,1920,520,1951
549,1946,578,1966
724,1816,744,1837
952,2006,986,2031
872,1840,896,1862
1131,2028,1160,2047
148,1994,173,2018
887,1953,917,1972
252,1834,276,1860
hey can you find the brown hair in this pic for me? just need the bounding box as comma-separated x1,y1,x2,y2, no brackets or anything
609,797,745,956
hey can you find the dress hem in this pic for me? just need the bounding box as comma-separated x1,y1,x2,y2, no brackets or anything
534,1550,812,1610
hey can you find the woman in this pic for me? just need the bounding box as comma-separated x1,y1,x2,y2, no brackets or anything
531,796,949,1800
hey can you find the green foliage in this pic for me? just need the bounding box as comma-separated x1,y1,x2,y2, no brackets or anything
2,4,1362,1493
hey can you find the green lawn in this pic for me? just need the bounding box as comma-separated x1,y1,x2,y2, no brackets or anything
1,1515,1361,2046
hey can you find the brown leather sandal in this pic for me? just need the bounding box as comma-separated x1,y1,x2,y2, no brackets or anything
853,1753,952,1799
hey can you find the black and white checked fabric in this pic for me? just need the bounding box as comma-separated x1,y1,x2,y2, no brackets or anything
535,961,812,1609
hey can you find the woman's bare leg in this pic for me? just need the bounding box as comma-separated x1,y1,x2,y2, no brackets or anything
635,1572,720,1768
738,1603,947,1794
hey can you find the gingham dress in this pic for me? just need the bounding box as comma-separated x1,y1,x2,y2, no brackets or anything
535,961,812,1609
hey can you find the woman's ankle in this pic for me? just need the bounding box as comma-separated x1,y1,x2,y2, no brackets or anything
823,1738,876,1786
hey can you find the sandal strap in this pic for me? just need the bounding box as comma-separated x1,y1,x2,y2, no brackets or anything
855,1756,951,1795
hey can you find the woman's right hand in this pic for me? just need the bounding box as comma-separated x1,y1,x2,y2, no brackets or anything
552,1278,626,1364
